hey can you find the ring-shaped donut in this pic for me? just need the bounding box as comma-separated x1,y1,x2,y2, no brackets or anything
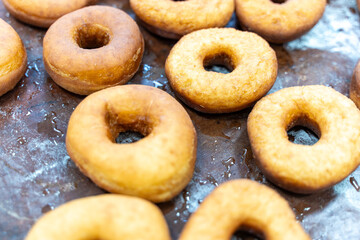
0,19,27,97
350,61,360,108
2,0,97,28
66,85,197,202
25,194,171,240
165,28,277,113
43,6,144,95
130,0,234,39
247,85,360,193
180,180,310,240
235,0,326,43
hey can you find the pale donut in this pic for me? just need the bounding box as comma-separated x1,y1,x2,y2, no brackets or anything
0,18,27,97
247,85,360,193
130,0,234,39
165,28,277,113
235,0,326,43
350,61,360,108
25,194,171,240
43,6,144,95
2,0,96,28
180,179,310,240
66,85,197,202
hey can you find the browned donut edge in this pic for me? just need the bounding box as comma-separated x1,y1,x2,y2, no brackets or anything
43,39,144,96
168,88,259,114
137,17,183,40
2,0,97,28
238,22,317,44
350,61,360,109
2,0,54,28
0,54,27,96
0,18,27,97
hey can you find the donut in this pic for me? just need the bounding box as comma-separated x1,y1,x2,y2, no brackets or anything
129,0,234,39
350,61,360,108
66,85,197,202
43,6,144,95
2,0,97,28
25,194,171,240
0,19,27,97
165,28,277,113
235,0,326,43
247,85,360,194
180,179,310,240
358,0,360,11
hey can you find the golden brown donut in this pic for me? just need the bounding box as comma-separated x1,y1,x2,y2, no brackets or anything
43,6,144,95
2,0,96,28
0,18,27,97
25,194,171,240
350,61,360,108
66,85,197,202
247,85,360,194
165,28,277,113
358,0,360,11
130,0,234,39
235,0,326,43
180,179,310,240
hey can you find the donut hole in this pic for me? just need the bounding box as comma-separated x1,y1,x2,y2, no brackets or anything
204,52,235,74
287,116,320,145
112,123,149,144
232,228,264,240
115,131,145,144
271,0,287,4
106,112,151,144
75,24,111,49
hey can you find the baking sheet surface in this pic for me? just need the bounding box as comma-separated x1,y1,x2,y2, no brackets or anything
0,0,360,239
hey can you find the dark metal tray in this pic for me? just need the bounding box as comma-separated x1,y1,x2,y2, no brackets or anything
0,0,359,239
